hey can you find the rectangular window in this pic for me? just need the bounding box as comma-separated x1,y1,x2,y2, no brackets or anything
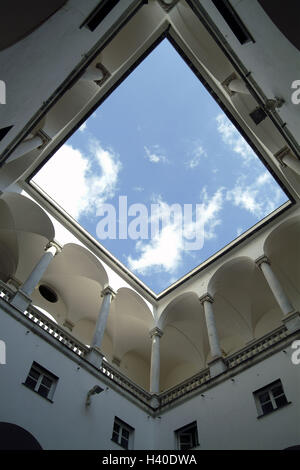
212,0,254,45
111,417,134,449
254,379,289,417
24,362,58,401
175,421,199,450
81,0,121,31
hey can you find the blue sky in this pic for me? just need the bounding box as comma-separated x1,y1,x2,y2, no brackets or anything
33,39,288,294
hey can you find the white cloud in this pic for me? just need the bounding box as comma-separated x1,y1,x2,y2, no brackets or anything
79,122,87,132
226,171,283,218
199,187,224,240
133,186,144,192
186,145,207,169
144,145,168,164
127,188,224,275
128,222,184,275
216,114,255,164
33,140,121,220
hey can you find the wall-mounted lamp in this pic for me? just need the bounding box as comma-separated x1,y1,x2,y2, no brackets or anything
86,385,103,407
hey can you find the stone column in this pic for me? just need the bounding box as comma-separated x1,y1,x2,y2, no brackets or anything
255,256,294,316
255,255,300,333
88,286,116,368
275,147,300,176
199,293,226,376
149,327,163,394
10,241,61,311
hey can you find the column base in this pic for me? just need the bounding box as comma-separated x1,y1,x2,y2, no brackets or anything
208,356,227,377
10,289,32,312
282,311,300,333
86,346,105,369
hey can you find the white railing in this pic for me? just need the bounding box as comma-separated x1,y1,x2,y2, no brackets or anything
224,325,288,369
160,368,211,406
0,279,290,409
24,304,89,357
100,361,152,405
0,279,15,301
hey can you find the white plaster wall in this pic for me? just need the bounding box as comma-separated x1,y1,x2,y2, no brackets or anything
0,305,155,450
0,300,299,449
0,0,140,155
154,343,300,450
200,0,300,144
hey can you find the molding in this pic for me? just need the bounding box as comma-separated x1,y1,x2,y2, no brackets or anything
101,285,117,298
149,327,163,338
45,240,62,254
199,293,214,305
255,255,270,268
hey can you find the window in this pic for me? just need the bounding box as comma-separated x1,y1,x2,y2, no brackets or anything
211,0,254,45
111,417,134,450
254,379,289,417
24,362,58,401
175,421,199,450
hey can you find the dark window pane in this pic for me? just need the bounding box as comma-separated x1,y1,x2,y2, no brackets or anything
30,368,40,379
261,402,274,414
122,429,129,439
275,395,288,408
113,423,120,433
38,384,50,398
41,376,52,388
181,434,192,443
121,437,128,449
180,442,192,450
272,385,284,397
25,376,37,390
112,432,119,443
259,392,270,404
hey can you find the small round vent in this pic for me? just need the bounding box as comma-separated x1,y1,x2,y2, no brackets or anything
38,285,58,303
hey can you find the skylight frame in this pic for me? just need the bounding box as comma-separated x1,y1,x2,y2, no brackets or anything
25,25,295,300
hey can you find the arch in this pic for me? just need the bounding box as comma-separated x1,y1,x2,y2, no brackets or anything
0,422,42,450
208,256,255,297
207,256,280,346
263,215,300,315
158,291,199,330
0,192,54,240
103,287,153,390
31,243,109,335
0,192,55,283
264,215,300,257
159,291,209,390
49,243,108,286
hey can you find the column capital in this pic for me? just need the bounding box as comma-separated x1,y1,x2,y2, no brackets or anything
149,327,163,339
199,293,214,305
101,285,117,299
255,255,270,268
45,240,62,255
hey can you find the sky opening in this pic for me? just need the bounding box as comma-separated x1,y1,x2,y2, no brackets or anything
32,39,289,294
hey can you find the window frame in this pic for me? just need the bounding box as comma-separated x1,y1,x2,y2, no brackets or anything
23,362,58,402
254,379,290,418
111,417,134,450
175,421,199,450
